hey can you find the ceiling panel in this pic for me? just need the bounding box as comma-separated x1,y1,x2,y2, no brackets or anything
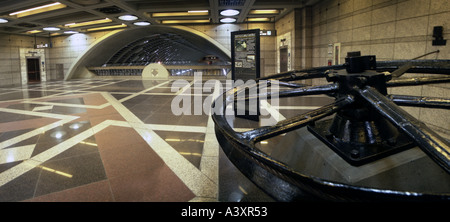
34,11,98,25
0,0,311,36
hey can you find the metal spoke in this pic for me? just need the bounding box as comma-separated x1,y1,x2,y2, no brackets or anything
241,95,354,143
376,60,450,75
276,83,339,98
239,83,339,102
275,81,306,88
390,63,413,78
258,64,346,81
258,71,324,81
388,94,450,109
357,86,450,174
386,76,450,87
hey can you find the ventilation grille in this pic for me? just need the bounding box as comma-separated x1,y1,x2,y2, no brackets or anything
219,0,247,7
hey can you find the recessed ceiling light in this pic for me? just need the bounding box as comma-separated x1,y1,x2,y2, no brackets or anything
118,15,138,21
0,18,8,23
247,17,271,22
65,18,112,28
86,24,127,32
220,18,236,23
133,21,151,26
220,9,239,16
64,31,79,34
188,10,208,13
43,27,60,31
26,30,42,34
249,9,279,14
9,2,67,18
161,19,210,24
152,10,209,17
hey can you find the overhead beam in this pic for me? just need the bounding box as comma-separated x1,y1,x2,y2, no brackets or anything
0,0,49,14
209,0,219,23
103,0,159,24
237,0,255,23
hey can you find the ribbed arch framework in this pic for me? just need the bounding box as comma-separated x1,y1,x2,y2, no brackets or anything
66,26,231,79
104,31,230,66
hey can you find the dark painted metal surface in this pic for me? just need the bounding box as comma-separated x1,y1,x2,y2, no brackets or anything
358,87,450,174
243,95,354,143
386,76,450,87
376,59,450,74
212,57,450,201
388,95,450,109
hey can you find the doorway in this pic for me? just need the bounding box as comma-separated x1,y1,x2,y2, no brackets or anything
27,58,41,82
280,47,288,72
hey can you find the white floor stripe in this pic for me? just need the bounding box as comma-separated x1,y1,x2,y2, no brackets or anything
0,120,107,187
0,145,35,164
199,80,222,196
102,92,218,199
118,80,170,103
0,80,220,199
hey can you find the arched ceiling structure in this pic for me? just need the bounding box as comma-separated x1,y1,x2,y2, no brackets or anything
66,25,231,79
104,28,231,66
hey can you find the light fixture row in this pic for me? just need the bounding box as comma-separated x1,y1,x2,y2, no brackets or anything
9,2,67,18
0,1,278,33
218,9,278,23
30,14,150,34
153,8,277,24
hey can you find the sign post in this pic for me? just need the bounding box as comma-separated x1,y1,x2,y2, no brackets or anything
231,29,260,121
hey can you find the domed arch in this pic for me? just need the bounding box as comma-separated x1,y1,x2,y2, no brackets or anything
66,25,231,79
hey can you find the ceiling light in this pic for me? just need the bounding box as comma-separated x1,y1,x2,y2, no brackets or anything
64,31,79,34
133,21,151,26
188,10,208,13
86,24,127,32
220,18,236,23
9,2,67,18
118,15,138,21
43,27,60,31
65,18,112,28
220,9,239,16
152,11,209,17
249,9,279,14
161,19,210,24
0,18,8,23
247,17,271,22
26,30,42,34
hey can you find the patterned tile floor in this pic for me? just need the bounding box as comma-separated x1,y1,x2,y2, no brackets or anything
0,79,333,202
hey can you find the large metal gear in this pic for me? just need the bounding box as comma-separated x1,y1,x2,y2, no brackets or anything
212,52,450,201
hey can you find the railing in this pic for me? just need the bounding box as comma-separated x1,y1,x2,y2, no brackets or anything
88,65,231,77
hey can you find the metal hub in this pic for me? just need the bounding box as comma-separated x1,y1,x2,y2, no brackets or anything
308,64,415,165
212,52,450,201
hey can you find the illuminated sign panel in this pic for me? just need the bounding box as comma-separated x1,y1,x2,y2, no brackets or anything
231,29,261,120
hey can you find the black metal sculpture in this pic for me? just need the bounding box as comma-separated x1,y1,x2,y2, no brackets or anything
212,52,450,201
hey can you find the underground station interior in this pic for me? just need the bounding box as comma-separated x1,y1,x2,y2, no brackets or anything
0,0,449,210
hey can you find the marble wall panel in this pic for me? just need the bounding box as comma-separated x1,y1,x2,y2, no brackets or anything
309,0,450,138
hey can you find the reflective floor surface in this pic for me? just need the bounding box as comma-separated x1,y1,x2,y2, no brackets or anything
0,79,333,202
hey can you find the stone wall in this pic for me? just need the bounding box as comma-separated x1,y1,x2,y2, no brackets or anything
1,22,276,84
311,0,450,65
0,34,49,86
47,31,113,80
309,0,449,138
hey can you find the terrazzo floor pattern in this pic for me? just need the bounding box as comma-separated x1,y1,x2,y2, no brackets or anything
0,79,333,202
